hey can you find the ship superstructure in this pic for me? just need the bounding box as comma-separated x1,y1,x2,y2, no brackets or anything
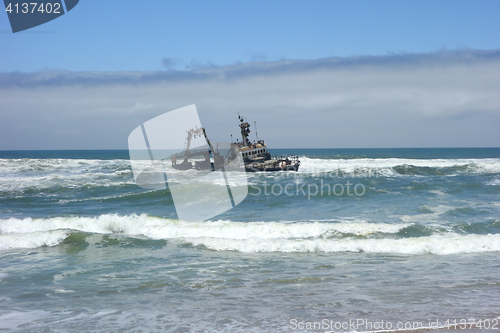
231,115,300,172
171,127,225,171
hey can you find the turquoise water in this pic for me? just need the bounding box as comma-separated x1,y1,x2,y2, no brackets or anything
0,149,499,332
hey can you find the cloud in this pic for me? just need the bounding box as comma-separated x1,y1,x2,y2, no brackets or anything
1,50,499,149
246,52,268,62
161,57,180,69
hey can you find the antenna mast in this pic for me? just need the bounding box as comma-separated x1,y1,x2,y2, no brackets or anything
254,121,259,141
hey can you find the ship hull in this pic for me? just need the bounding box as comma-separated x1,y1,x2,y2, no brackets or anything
245,163,300,172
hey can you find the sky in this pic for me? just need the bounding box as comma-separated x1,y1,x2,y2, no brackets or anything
1,0,500,149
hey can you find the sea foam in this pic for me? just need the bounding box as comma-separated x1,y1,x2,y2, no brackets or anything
1,214,499,255
298,157,500,175
187,233,500,255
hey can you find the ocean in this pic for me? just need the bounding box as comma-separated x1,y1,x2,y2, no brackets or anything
0,148,499,333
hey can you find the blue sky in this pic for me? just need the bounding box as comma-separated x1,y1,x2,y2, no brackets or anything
2,0,500,72
1,1,500,149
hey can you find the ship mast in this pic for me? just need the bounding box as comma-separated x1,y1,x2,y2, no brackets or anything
254,121,259,142
238,115,251,147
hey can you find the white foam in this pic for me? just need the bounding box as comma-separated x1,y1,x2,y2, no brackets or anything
188,233,500,255
0,158,134,192
0,310,49,330
0,158,130,174
54,289,75,293
298,157,500,176
486,179,500,186
0,230,68,250
0,158,250,192
2,157,500,193
400,205,454,223
0,215,410,250
1,214,499,255
0,215,408,238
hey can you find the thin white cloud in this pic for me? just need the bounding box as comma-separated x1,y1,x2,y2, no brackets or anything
1,50,499,149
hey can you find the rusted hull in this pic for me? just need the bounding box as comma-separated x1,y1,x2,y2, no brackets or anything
245,163,300,172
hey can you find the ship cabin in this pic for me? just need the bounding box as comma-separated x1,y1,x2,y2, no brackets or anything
238,142,271,163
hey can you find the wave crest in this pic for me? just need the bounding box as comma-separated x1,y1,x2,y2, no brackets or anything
1,214,499,255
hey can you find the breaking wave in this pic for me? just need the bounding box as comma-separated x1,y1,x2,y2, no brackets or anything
188,233,500,255
1,214,499,255
298,157,500,176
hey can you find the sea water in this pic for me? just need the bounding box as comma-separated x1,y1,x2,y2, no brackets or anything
0,148,499,332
